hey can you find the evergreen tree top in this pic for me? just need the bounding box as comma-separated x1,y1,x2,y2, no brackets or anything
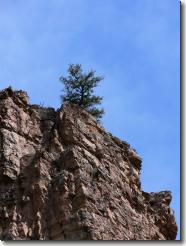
60,64,104,122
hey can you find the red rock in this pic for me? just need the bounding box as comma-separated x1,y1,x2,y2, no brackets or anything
0,88,178,240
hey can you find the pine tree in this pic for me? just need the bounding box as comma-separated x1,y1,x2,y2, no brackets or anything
60,64,104,121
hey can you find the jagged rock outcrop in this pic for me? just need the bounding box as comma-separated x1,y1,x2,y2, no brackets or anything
0,87,177,240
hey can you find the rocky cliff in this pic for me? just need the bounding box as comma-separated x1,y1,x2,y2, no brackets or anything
0,87,177,240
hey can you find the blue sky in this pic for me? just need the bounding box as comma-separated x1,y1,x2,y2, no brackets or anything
0,0,180,240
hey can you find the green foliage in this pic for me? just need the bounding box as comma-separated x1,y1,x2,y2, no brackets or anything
60,64,104,121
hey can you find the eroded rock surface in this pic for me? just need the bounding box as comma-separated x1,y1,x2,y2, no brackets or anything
0,87,177,240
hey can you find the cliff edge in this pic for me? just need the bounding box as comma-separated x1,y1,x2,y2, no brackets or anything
0,87,177,240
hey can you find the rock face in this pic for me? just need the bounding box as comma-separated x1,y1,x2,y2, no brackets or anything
0,87,177,240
